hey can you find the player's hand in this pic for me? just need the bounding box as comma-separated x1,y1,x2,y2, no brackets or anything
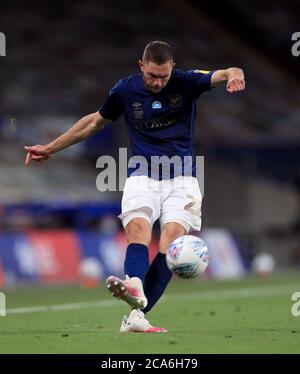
226,77,245,93
24,145,50,165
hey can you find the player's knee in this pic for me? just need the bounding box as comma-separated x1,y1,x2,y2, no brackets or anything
159,233,181,251
125,218,152,246
159,223,186,253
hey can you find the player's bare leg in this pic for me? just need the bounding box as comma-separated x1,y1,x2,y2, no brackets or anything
159,222,187,254
125,217,152,246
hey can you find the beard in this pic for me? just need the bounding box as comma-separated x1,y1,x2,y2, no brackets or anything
149,87,163,93
143,77,165,93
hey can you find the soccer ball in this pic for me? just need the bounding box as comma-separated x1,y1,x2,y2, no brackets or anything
166,235,209,279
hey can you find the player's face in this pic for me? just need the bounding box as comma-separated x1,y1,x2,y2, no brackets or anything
139,60,174,93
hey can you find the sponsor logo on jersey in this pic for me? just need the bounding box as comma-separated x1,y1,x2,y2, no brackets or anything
152,101,162,109
135,114,186,130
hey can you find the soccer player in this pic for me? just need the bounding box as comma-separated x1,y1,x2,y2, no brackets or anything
25,41,245,333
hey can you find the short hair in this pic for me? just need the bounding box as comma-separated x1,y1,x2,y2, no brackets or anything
142,41,173,64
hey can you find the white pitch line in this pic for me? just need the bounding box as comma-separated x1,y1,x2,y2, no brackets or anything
6,283,299,315
7,300,118,315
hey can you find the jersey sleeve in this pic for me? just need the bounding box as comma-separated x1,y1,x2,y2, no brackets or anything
99,81,124,121
185,69,215,98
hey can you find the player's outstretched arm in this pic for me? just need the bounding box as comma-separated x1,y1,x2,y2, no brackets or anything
24,112,109,165
211,68,245,93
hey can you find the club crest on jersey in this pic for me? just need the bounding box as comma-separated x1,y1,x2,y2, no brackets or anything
168,94,182,108
152,101,162,109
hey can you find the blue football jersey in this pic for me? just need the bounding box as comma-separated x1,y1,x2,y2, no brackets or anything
99,69,214,180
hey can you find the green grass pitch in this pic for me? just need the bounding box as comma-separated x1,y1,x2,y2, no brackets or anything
0,273,299,353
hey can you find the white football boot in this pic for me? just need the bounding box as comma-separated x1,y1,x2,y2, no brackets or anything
106,275,148,309
120,309,168,333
